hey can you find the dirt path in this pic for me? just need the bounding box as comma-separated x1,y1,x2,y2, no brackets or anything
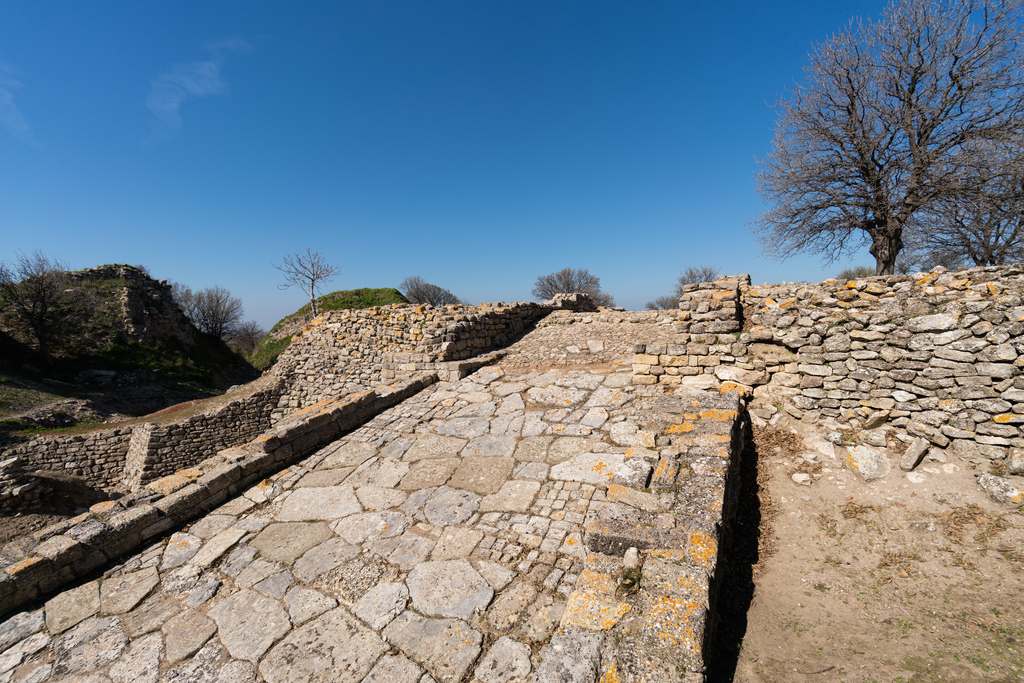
729,414,1024,683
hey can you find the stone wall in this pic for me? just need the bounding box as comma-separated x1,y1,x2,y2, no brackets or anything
271,297,597,410
0,457,42,511
633,264,1024,467
0,373,436,617
1,428,134,489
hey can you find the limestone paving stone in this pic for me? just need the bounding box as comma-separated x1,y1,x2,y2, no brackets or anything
404,434,468,461
0,611,43,654
432,527,484,560
355,485,409,509
285,586,338,626
546,437,598,464
188,514,238,539
400,458,461,490
251,522,335,562
474,560,516,590
185,579,220,607
479,480,541,513
512,461,549,481
363,654,424,683
353,581,409,630
121,597,181,638
320,440,377,469
162,610,216,663
526,385,589,408
345,457,411,489
256,571,295,598
276,485,362,522
295,468,353,488
486,580,537,632
100,566,160,614
382,612,483,683
334,511,410,545
159,641,226,683
45,579,100,634
407,559,493,619
462,434,517,457
435,417,491,438
550,452,625,485
237,558,284,588
293,537,361,582
448,456,514,495
423,486,481,525
475,636,532,683
533,629,604,683
108,632,162,683
161,532,203,569
387,532,437,570
51,616,129,678
208,589,291,663
189,526,248,567
259,607,388,683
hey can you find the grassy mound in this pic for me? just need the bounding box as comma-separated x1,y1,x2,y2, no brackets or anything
250,287,409,370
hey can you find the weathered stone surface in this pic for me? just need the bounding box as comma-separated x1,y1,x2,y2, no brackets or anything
100,567,159,615
513,435,553,462
46,580,100,634
475,560,516,591
251,522,335,562
479,480,541,512
487,580,537,632
363,655,424,683
334,511,409,545
52,616,129,678
846,445,890,481
977,473,1024,506
462,435,517,457
713,365,767,386
161,532,203,569
237,558,283,589
185,580,220,607
519,594,565,641
345,457,411,489
424,486,480,526
158,641,226,683
0,610,44,653
475,636,532,683
260,607,387,683
550,452,625,485
435,418,491,438
189,527,248,568
899,438,930,471
109,631,162,683
162,610,216,663
122,598,181,638
612,458,653,488
527,386,589,407
383,612,483,683
355,485,408,510
399,457,460,490
533,629,603,683
584,386,632,408
907,313,959,332
293,537,362,582
296,467,353,488
255,571,295,598
432,527,484,560
387,531,437,569
321,440,377,468
448,456,514,495
407,560,493,620
404,434,469,461
285,587,338,626
353,581,409,630
276,486,362,522
187,514,237,539
208,589,291,662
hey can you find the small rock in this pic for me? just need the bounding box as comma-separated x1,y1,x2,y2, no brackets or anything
847,445,889,481
407,560,494,620
475,636,532,683
977,473,1024,507
353,581,409,630
791,473,812,486
899,438,930,472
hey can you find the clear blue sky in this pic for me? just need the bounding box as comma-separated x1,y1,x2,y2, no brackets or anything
1,1,886,329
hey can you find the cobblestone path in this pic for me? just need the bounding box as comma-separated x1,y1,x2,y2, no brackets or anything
0,319,728,683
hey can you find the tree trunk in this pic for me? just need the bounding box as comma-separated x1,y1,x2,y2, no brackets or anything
309,285,317,317
868,223,903,276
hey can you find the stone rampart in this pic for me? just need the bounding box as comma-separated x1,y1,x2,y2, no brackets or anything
0,373,436,617
633,263,1024,468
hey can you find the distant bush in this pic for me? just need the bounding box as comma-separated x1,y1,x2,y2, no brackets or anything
399,276,464,306
532,268,615,308
645,295,679,310
836,265,876,279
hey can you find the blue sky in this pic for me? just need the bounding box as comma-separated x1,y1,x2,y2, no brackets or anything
1,1,887,329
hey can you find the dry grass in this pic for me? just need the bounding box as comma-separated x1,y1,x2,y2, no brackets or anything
938,503,1011,544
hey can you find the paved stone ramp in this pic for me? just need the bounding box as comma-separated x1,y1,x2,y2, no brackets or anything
0,319,740,683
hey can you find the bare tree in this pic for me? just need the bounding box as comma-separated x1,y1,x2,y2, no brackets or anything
753,0,1024,275
645,295,679,311
532,268,615,308
0,252,82,365
399,276,464,306
672,265,720,297
229,320,266,356
176,285,244,339
913,137,1024,267
273,249,341,316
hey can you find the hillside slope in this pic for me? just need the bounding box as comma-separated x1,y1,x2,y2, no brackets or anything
0,264,258,444
250,287,409,369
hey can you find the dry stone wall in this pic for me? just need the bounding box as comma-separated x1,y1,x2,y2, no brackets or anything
1,428,133,489
634,264,1024,469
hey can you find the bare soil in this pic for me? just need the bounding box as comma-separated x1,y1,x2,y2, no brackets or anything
0,470,118,544
718,412,1024,683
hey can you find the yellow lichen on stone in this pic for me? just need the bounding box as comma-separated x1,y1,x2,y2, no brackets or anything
561,590,632,630
687,530,717,569
699,408,737,422
645,596,702,650
717,382,748,396
576,569,617,594
598,661,620,683
993,414,1016,424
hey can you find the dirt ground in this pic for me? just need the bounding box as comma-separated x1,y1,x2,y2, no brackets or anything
724,410,1024,683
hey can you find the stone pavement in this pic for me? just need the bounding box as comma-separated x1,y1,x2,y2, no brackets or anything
0,320,739,683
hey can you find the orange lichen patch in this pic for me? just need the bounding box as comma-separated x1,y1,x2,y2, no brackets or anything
561,590,631,630
651,458,676,485
648,548,686,563
777,298,797,308
665,422,695,434
859,292,878,301
623,447,649,459
577,570,618,595
598,661,621,683
637,431,656,448
146,474,191,497
699,408,737,422
915,272,939,287
987,282,1003,295
687,530,717,569
607,484,662,512
644,596,702,651
993,414,1020,424
6,556,48,577
175,468,203,480
864,282,888,294
89,500,121,515
717,382,747,396
711,290,733,301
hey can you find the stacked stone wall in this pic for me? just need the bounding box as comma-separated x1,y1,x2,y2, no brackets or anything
1,429,134,489
633,263,1024,467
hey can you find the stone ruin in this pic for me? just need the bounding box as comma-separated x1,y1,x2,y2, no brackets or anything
0,263,1021,683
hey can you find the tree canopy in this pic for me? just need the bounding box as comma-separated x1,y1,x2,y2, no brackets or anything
532,268,615,308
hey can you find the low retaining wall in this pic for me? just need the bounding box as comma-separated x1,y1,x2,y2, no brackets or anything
0,373,436,617
633,264,1024,467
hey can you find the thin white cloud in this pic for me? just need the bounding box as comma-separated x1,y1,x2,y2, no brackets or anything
145,37,252,143
0,60,38,146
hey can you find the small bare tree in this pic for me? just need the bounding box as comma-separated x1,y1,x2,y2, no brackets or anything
645,295,679,311
532,268,615,308
273,249,340,316
0,252,86,365
399,276,463,306
753,0,1024,275
186,286,244,339
230,320,266,356
673,265,720,297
